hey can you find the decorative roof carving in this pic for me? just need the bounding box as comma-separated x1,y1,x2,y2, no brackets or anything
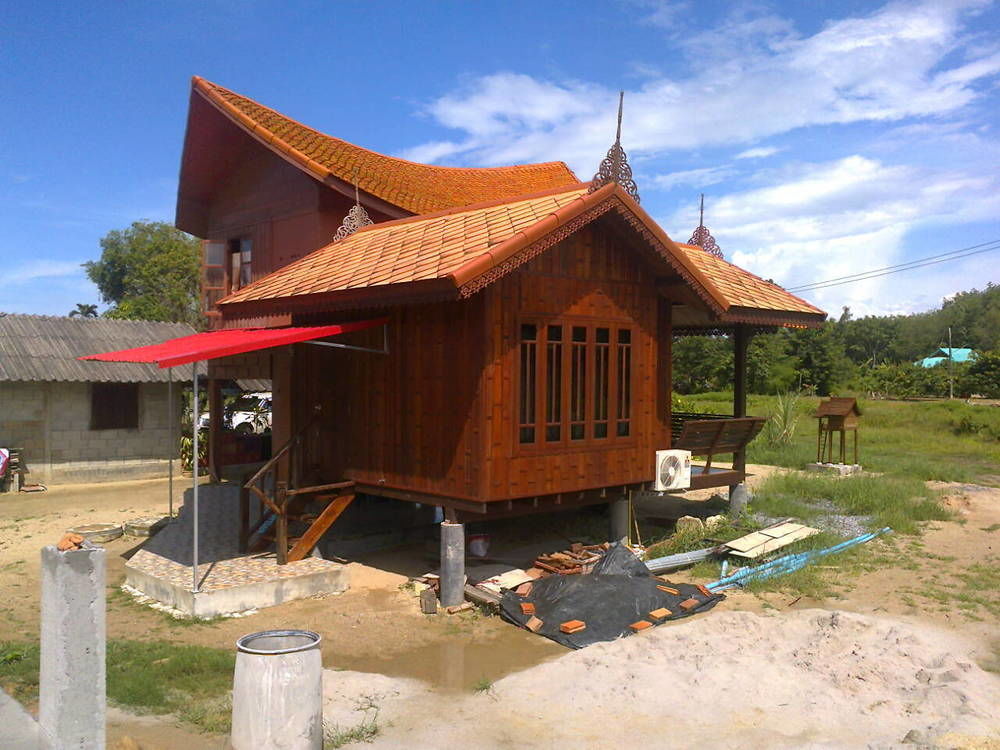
333,172,374,241
589,91,639,203
688,194,723,257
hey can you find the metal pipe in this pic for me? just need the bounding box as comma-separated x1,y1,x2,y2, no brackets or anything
168,367,174,519
192,359,200,594
645,546,717,573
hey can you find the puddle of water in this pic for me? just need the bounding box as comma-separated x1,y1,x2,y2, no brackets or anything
325,624,564,692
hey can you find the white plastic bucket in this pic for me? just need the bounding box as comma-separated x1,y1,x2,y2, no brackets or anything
231,630,323,750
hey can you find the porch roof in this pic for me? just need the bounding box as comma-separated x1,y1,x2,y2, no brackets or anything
79,318,386,368
217,182,825,329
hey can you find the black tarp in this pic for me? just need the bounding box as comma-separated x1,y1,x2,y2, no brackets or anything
499,543,724,648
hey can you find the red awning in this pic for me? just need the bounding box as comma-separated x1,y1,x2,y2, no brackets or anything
79,318,387,368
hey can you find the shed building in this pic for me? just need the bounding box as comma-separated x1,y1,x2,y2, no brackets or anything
0,314,192,484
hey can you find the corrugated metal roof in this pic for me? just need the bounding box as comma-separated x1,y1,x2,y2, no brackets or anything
0,314,196,383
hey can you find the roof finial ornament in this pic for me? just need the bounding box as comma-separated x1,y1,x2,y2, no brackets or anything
688,193,723,258
333,167,374,241
589,91,640,202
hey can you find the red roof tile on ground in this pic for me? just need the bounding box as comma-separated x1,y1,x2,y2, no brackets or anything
193,77,579,215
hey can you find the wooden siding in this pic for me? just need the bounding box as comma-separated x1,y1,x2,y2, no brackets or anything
481,221,671,501
198,132,393,326
272,221,674,505
290,298,487,500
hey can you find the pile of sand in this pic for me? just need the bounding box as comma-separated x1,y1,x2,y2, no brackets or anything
323,609,999,748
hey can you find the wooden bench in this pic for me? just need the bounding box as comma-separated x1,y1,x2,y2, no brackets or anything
671,413,765,490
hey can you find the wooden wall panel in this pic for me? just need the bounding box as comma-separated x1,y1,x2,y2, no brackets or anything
482,221,668,501
290,297,487,499
268,218,673,506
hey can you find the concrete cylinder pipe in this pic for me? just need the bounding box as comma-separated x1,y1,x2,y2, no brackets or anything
231,629,323,750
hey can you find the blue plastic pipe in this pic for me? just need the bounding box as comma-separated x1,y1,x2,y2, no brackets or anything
707,526,892,591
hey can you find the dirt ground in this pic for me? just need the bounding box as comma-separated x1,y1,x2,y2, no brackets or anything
1,469,997,748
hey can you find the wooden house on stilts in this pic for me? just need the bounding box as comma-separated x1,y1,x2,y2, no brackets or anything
89,78,826,594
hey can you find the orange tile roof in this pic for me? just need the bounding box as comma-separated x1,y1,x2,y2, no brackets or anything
193,77,579,215
218,183,825,328
673,244,824,316
220,185,592,304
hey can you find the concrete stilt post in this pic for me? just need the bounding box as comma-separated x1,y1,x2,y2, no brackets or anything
39,545,106,750
729,482,750,515
439,521,465,608
609,496,630,544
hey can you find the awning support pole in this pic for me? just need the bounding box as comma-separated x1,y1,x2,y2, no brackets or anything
168,367,174,520
192,360,200,594
303,323,390,355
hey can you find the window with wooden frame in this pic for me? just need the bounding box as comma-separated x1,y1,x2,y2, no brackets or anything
202,240,227,315
90,383,139,431
228,237,252,292
518,320,634,448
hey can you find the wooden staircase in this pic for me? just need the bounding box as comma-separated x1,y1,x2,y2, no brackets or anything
239,409,355,564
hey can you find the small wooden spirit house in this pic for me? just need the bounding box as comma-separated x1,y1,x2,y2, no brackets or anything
814,397,861,465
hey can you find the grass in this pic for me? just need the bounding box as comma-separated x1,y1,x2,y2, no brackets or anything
108,586,225,628
752,473,951,534
0,639,235,733
323,696,381,748
896,555,1000,622
473,677,494,693
681,392,1000,484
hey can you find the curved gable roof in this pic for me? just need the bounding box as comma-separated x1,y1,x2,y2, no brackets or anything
189,77,579,216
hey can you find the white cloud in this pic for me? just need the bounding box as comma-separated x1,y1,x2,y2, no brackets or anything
665,155,1000,316
735,146,780,159
402,0,999,172
650,165,736,190
7,260,85,285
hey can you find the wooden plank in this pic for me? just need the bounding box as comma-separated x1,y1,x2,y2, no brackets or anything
727,525,820,559
286,480,355,497
724,531,773,553
287,494,355,562
759,522,806,539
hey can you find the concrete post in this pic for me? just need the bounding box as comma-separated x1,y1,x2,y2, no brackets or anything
729,483,750,515
39,545,106,750
439,522,465,608
609,496,630,544
231,630,323,750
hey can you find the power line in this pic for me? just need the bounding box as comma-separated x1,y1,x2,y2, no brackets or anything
786,239,1000,292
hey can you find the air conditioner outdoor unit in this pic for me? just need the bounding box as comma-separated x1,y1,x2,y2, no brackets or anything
654,449,691,491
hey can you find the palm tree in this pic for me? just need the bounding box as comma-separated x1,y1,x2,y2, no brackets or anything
69,303,98,318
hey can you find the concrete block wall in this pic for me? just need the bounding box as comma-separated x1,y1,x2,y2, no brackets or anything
0,381,182,485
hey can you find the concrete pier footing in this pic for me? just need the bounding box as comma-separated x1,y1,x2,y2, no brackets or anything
39,545,106,750
729,483,750,515
609,496,630,543
439,522,465,608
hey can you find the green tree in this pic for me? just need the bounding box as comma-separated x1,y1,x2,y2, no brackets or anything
672,336,732,394
961,351,1000,398
84,221,202,327
68,303,98,318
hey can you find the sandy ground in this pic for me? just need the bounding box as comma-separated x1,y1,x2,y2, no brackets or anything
323,609,1000,749
2,470,998,748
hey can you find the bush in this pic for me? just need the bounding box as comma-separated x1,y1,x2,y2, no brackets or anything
761,391,801,447
961,351,1000,398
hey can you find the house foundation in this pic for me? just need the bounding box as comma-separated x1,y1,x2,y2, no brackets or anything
125,485,348,617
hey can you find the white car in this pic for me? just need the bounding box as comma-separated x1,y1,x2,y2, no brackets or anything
199,392,272,434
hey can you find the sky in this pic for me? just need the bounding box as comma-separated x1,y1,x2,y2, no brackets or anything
2,0,999,320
